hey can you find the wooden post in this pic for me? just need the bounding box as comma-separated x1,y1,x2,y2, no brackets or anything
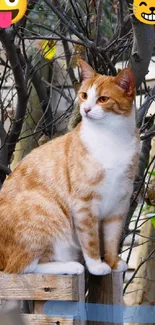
87,273,123,325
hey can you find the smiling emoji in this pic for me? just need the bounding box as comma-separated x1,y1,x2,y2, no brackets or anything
0,0,27,28
133,0,155,24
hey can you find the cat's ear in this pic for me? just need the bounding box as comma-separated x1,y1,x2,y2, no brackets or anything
78,59,96,80
116,68,135,96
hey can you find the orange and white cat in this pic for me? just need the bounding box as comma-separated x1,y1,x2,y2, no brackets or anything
0,60,140,275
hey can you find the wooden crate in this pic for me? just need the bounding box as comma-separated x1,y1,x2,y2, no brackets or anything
0,272,123,325
0,272,85,325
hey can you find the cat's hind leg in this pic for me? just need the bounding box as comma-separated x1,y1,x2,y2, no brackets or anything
4,249,38,274
24,242,84,275
33,262,84,275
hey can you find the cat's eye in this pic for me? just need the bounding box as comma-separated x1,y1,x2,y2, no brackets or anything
139,2,147,6
80,92,87,100
98,96,109,103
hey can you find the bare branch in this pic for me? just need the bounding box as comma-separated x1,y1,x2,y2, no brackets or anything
123,248,155,293
0,30,28,163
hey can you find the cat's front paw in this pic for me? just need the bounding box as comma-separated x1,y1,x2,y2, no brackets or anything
112,259,128,273
88,262,111,276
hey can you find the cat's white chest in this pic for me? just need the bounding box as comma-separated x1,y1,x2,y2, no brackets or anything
80,118,138,218
97,166,132,217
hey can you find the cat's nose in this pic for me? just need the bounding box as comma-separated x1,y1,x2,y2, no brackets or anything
149,7,155,12
84,107,91,114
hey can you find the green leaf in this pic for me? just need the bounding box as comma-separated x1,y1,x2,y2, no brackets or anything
151,217,155,228
145,212,155,228
147,171,155,177
142,203,151,211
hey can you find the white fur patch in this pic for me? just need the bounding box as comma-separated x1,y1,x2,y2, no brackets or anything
33,261,84,275
84,254,111,275
24,259,39,273
89,263,111,276
52,237,80,262
112,259,128,272
80,110,139,219
80,86,97,113
80,85,104,120
103,220,123,241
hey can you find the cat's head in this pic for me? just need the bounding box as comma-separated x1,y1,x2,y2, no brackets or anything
133,0,155,24
78,60,135,122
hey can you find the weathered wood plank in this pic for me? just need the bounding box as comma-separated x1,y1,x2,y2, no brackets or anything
34,273,85,324
0,273,81,301
77,272,85,302
23,314,75,325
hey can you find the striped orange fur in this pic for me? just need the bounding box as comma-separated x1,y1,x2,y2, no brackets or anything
0,60,140,275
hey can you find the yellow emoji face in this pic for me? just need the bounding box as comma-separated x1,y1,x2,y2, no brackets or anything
0,0,27,28
133,0,155,24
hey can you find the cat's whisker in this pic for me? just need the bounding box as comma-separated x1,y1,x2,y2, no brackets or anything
129,4,137,10
129,9,136,14
129,6,137,11
87,114,103,119
129,4,137,9
129,12,136,17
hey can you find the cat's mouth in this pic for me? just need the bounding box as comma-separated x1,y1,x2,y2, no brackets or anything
141,12,155,21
